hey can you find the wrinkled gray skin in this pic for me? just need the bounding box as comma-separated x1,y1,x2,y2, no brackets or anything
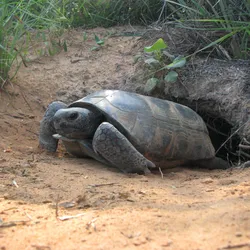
39,101,67,152
39,103,155,174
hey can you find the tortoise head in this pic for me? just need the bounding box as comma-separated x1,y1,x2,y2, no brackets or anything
53,107,103,139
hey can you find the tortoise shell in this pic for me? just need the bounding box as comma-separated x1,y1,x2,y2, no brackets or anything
69,90,215,166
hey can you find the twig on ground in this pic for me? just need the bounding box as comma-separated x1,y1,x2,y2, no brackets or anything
86,218,97,231
12,179,19,188
25,211,33,220
0,220,30,228
55,195,60,218
31,244,51,250
218,242,250,249
158,167,164,179
19,90,33,111
57,213,85,221
88,183,117,188
70,59,85,63
1,207,18,212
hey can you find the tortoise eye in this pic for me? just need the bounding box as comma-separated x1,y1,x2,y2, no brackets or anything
68,112,78,120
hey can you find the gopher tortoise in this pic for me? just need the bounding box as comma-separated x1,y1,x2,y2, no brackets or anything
39,90,228,174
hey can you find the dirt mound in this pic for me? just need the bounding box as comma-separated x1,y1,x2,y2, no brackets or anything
1,27,250,250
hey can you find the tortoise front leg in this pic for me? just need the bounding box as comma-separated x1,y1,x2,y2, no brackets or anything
39,101,67,152
54,134,110,165
92,122,155,174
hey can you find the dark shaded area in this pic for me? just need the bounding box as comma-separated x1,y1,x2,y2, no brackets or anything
198,111,241,163
68,0,164,28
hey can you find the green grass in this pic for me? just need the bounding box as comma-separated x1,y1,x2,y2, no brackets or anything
0,0,68,87
1,0,249,87
63,0,163,28
164,0,250,59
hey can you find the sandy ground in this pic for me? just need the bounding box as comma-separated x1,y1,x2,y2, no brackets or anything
1,27,250,250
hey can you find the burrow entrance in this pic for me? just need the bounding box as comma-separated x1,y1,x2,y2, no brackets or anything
198,111,243,164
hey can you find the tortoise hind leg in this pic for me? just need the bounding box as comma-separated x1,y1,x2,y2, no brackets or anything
192,157,230,169
93,122,155,174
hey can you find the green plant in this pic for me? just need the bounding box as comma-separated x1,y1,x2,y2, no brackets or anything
165,0,250,59
0,0,68,87
90,32,115,51
91,34,105,51
137,38,186,93
83,31,88,42
62,0,163,28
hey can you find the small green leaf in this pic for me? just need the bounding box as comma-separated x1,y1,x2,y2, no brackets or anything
91,46,100,51
144,78,159,93
48,47,53,56
94,34,104,46
166,56,186,69
83,32,88,42
165,71,178,83
144,38,167,53
63,40,67,52
144,58,160,66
